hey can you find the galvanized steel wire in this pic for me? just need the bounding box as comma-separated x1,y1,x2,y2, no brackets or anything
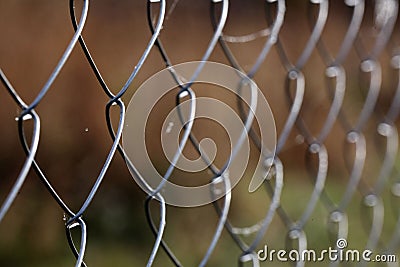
1,0,400,266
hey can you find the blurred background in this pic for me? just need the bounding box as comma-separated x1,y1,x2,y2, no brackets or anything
0,0,400,266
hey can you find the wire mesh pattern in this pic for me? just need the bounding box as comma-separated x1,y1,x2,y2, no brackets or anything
1,0,400,266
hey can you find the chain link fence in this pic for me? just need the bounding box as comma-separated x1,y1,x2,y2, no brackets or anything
1,0,400,266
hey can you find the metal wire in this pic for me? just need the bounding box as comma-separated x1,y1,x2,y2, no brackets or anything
1,0,400,266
